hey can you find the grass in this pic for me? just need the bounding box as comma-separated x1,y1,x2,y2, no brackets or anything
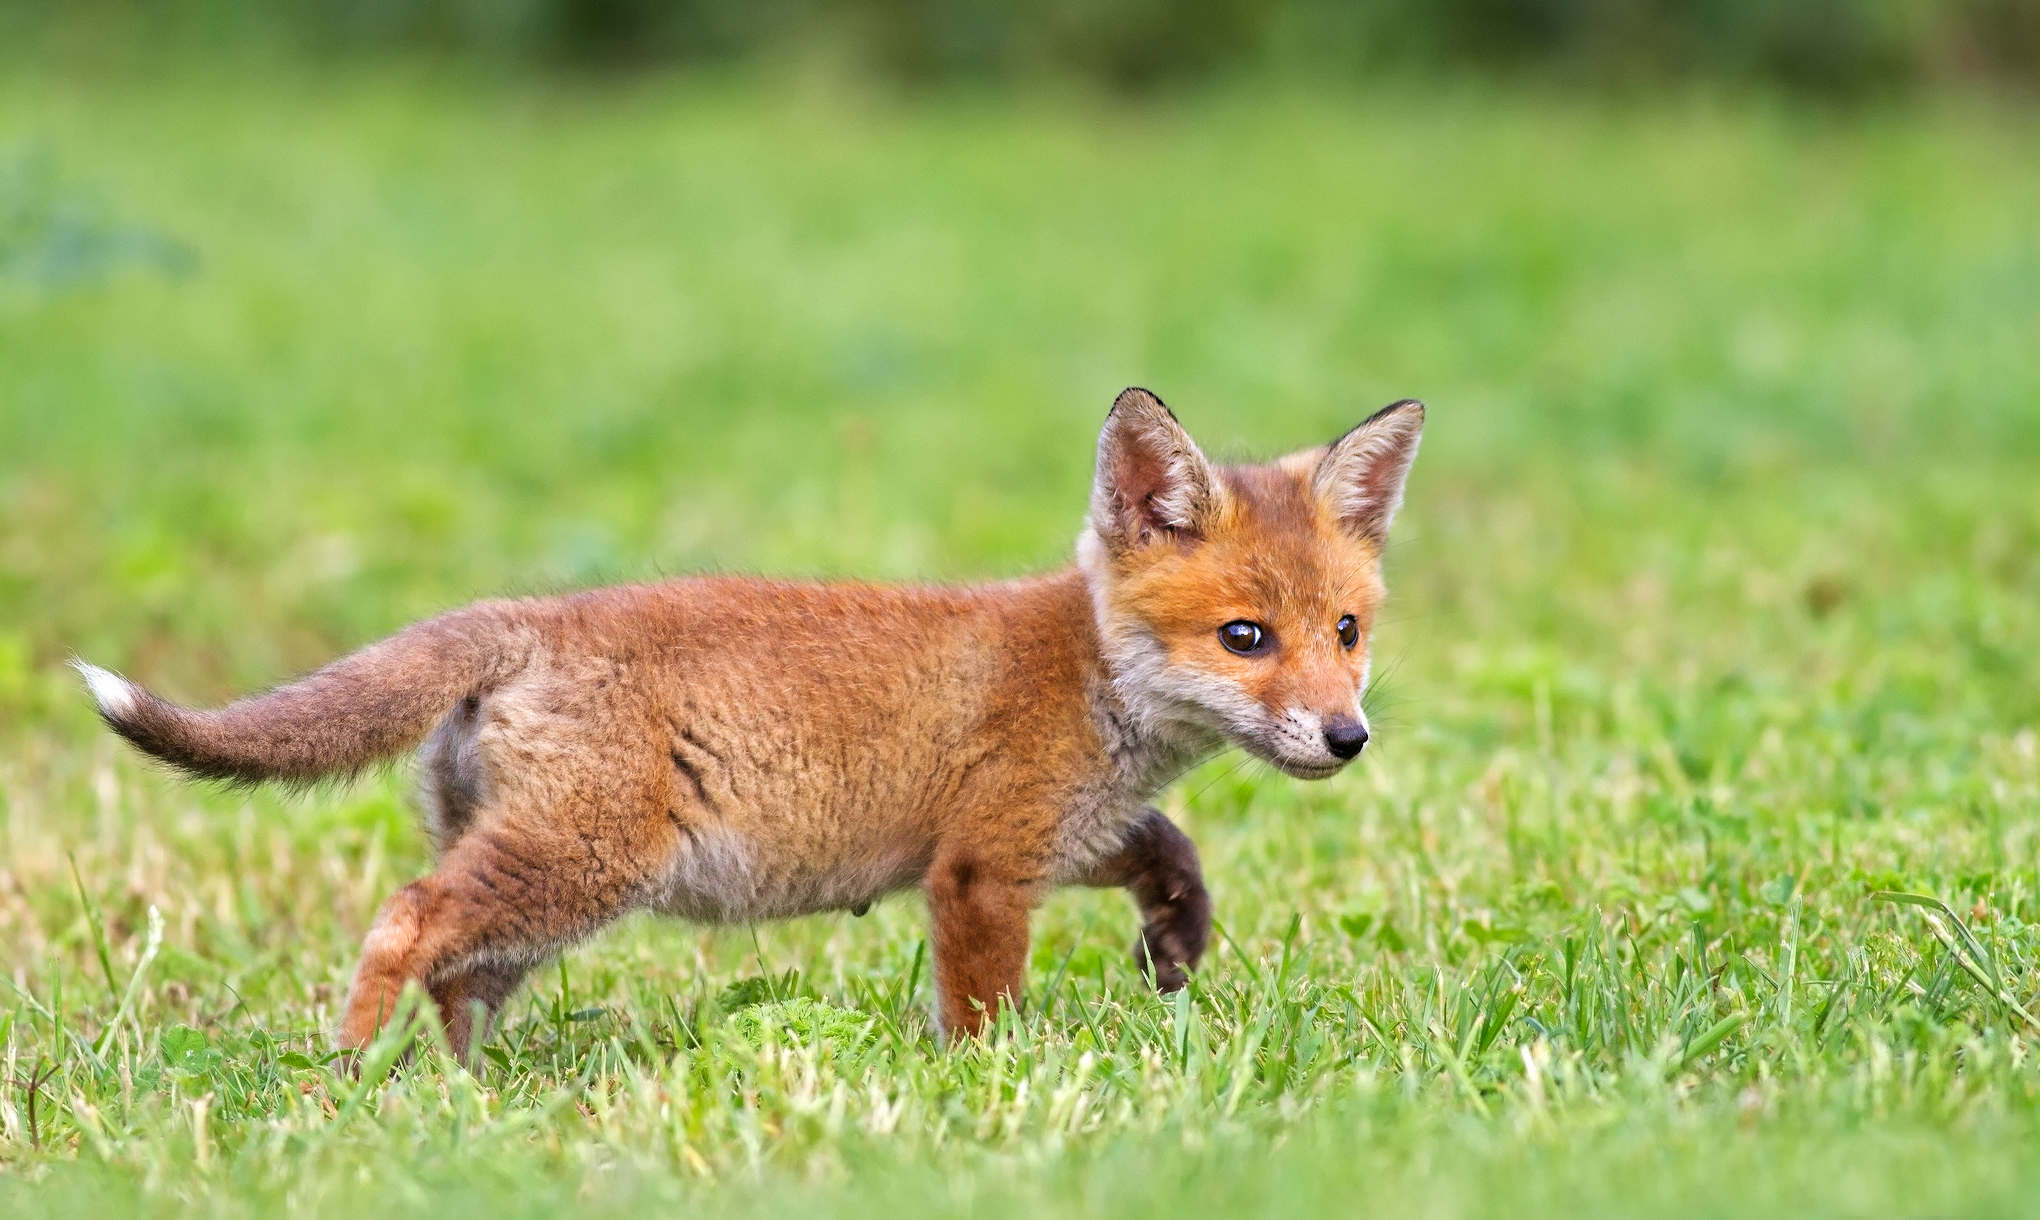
3,67,2039,1216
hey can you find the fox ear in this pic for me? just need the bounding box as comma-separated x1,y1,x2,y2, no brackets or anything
1090,387,1221,550
1314,399,1424,548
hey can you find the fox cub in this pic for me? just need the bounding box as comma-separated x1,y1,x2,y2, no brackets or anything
79,388,1423,1056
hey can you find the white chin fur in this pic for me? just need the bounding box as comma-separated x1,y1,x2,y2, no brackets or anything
73,661,139,718
1263,754,1346,780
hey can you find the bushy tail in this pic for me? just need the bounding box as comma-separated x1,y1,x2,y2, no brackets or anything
75,607,518,784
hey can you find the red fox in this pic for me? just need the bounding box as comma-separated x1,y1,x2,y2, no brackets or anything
78,388,1423,1056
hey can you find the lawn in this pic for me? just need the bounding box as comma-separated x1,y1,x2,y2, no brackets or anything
2,67,2039,1217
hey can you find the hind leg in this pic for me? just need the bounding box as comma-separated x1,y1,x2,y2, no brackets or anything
405,707,534,1062
1075,807,1211,992
430,959,532,1065
343,803,671,1061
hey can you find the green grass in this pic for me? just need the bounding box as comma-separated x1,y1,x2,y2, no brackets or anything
3,69,2039,1217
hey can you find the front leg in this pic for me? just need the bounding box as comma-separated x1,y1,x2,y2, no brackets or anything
1077,807,1211,992
925,843,1039,1040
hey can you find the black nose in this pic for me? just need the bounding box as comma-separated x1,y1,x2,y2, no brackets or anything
1323,715,1369,760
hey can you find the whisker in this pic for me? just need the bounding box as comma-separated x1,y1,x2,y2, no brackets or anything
1177,749,1252,808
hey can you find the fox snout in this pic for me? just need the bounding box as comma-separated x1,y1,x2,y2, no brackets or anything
1322,713,1369,760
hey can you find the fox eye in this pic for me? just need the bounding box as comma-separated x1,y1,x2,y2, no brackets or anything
1337,615,1359,649
1218,621,1266,655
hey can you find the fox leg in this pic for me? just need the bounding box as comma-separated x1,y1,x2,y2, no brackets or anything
342,805,665,1061
430,960,531,1065
1077,807,1211,992
925,844,1041,1041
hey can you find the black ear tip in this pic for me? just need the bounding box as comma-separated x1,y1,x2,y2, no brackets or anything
1347,398,1424,434
1111,386,1171,418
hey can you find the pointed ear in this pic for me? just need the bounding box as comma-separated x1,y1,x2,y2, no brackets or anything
1089,387,1221,551
1314,399,1424,548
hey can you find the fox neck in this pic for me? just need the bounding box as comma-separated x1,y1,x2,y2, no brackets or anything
1075,527,1230,795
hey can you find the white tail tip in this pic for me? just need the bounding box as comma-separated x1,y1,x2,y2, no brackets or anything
73,660,140,718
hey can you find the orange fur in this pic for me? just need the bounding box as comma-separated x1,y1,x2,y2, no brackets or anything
80,388,1423,1054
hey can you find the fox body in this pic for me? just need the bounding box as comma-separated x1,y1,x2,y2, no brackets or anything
79,389,1423,1056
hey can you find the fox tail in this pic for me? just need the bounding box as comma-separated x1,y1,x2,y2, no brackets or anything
76,608,517,784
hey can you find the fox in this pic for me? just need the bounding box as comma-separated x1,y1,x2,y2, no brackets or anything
75,388,1423,1058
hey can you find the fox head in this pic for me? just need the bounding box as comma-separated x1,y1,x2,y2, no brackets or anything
1076,388,1424,779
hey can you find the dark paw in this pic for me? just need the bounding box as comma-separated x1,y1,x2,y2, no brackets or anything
330,1048,364,1081
1133,915,1201,993
1134,937,1190,991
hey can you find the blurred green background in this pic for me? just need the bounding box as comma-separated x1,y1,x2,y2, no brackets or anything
9,0,2040,93
3,5,2040,1217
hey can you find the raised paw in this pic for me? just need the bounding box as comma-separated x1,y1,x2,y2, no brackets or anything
1131,877,1211,993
